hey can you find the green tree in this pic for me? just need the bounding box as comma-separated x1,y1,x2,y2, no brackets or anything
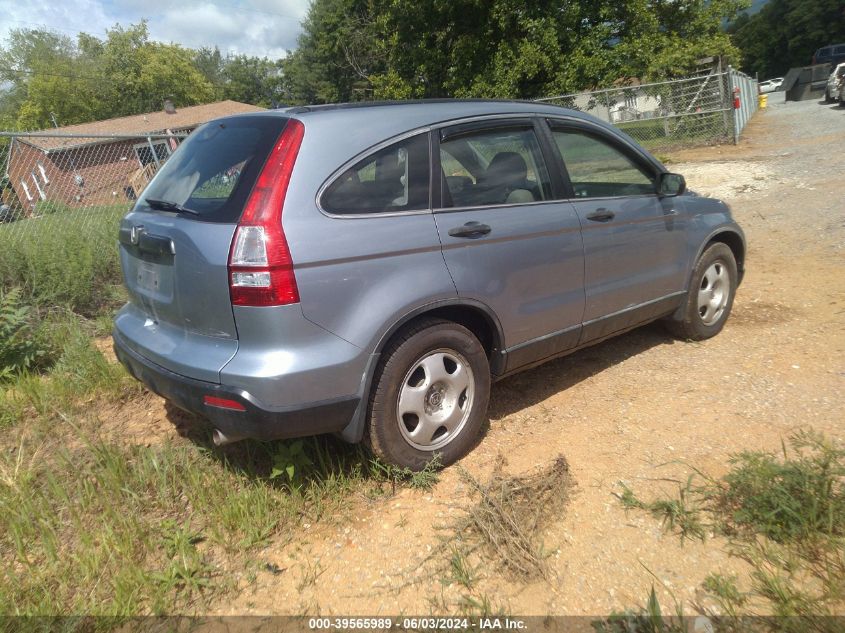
281,0,383,104
220,55,284,107
284,0,748,103
0,22,215,129
0,29,100,129
731,0,845,78
96,23,214,117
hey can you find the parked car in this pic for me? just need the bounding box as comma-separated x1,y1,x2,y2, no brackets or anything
813,44,845,68
113,101,746,470
758,78,784,93
839,77,845,106
829,64,845,103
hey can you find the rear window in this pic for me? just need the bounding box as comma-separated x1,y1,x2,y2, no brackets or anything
139,115,289,223
321,133,430,215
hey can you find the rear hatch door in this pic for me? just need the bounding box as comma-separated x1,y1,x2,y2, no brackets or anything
117,115,290,382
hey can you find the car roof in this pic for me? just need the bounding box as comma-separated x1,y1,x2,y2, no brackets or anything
281,99,619,142
283,99,598,126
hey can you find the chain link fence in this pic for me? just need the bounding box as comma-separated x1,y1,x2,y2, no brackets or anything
536,67,759,154
0,131,188,235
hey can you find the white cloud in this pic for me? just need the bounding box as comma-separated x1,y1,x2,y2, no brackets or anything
0,0,310,59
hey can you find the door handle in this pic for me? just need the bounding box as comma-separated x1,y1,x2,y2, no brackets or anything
448,221,492,239
586,208,615,222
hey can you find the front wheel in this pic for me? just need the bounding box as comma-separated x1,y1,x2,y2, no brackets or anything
665,243,738,341
367,318,491,470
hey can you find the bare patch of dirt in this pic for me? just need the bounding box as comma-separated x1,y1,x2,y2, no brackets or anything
730,300,798,326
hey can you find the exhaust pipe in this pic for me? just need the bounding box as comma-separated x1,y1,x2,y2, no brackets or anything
212,429,240,446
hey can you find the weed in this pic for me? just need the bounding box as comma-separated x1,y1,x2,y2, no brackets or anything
369,454,442,493
297,559,326,591
594,585,686,633
448,546,478,590
711,430,845,543
0,288,49,379
702,573,746,618
270,439,315,489
618,476,707,541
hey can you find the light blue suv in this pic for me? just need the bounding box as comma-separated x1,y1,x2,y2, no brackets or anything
113,100,745,469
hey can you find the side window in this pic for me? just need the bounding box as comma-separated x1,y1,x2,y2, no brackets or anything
322,133,430,215
439,127,550,208
552,128,656,198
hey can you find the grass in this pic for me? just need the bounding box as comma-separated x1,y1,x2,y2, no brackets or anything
616,430,845,619
617,112,731,153
0,333,444,616
0,204,127,316
0,206,456,615
0,400,420,615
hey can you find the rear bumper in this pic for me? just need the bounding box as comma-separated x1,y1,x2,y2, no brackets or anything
113,329,359,442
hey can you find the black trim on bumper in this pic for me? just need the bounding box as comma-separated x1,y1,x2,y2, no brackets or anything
113,331,359,442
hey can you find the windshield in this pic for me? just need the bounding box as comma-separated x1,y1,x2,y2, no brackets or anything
139,115,290,223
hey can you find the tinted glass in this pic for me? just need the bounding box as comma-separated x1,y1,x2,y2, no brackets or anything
439,127,550,207
322,133,430,214
139,115,289,223
552,129,655,198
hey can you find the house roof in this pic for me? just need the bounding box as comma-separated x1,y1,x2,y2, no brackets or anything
18,100,265,152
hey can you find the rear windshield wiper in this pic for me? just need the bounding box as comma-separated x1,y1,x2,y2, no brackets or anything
145,198,200,216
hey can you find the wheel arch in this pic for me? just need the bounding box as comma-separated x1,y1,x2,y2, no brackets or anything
692,228,746,287
338,299,505,444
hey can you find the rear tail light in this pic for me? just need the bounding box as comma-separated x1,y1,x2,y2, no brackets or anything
229,119,305,307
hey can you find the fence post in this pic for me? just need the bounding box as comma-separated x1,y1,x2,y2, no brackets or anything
146,136,161,169
727,66,739,145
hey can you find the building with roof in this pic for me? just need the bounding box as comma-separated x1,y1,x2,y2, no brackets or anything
5,100,264,211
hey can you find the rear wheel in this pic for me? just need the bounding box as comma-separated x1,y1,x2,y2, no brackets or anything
367,318,490,470
665,243,737,341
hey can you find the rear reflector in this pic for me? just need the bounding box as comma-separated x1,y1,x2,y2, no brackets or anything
229,119,305,307
203,395,246,411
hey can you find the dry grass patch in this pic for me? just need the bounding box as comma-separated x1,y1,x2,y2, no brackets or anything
454,455,574,581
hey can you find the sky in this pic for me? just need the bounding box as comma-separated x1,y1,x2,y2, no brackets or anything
0,0,311,59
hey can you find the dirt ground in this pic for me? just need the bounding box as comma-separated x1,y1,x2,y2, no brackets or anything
108,96,845,616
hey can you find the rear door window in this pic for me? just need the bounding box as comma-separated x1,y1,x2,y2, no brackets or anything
439,127,551,208
321,133,430,215
139,115,289,223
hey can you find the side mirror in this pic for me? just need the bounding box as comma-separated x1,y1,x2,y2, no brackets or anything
658,172,686,197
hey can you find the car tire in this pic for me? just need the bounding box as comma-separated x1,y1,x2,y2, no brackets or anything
665,243,738,341
367,318,491,470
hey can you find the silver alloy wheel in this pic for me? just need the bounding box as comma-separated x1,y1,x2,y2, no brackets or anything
396,348,474,451
697,260,730,325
